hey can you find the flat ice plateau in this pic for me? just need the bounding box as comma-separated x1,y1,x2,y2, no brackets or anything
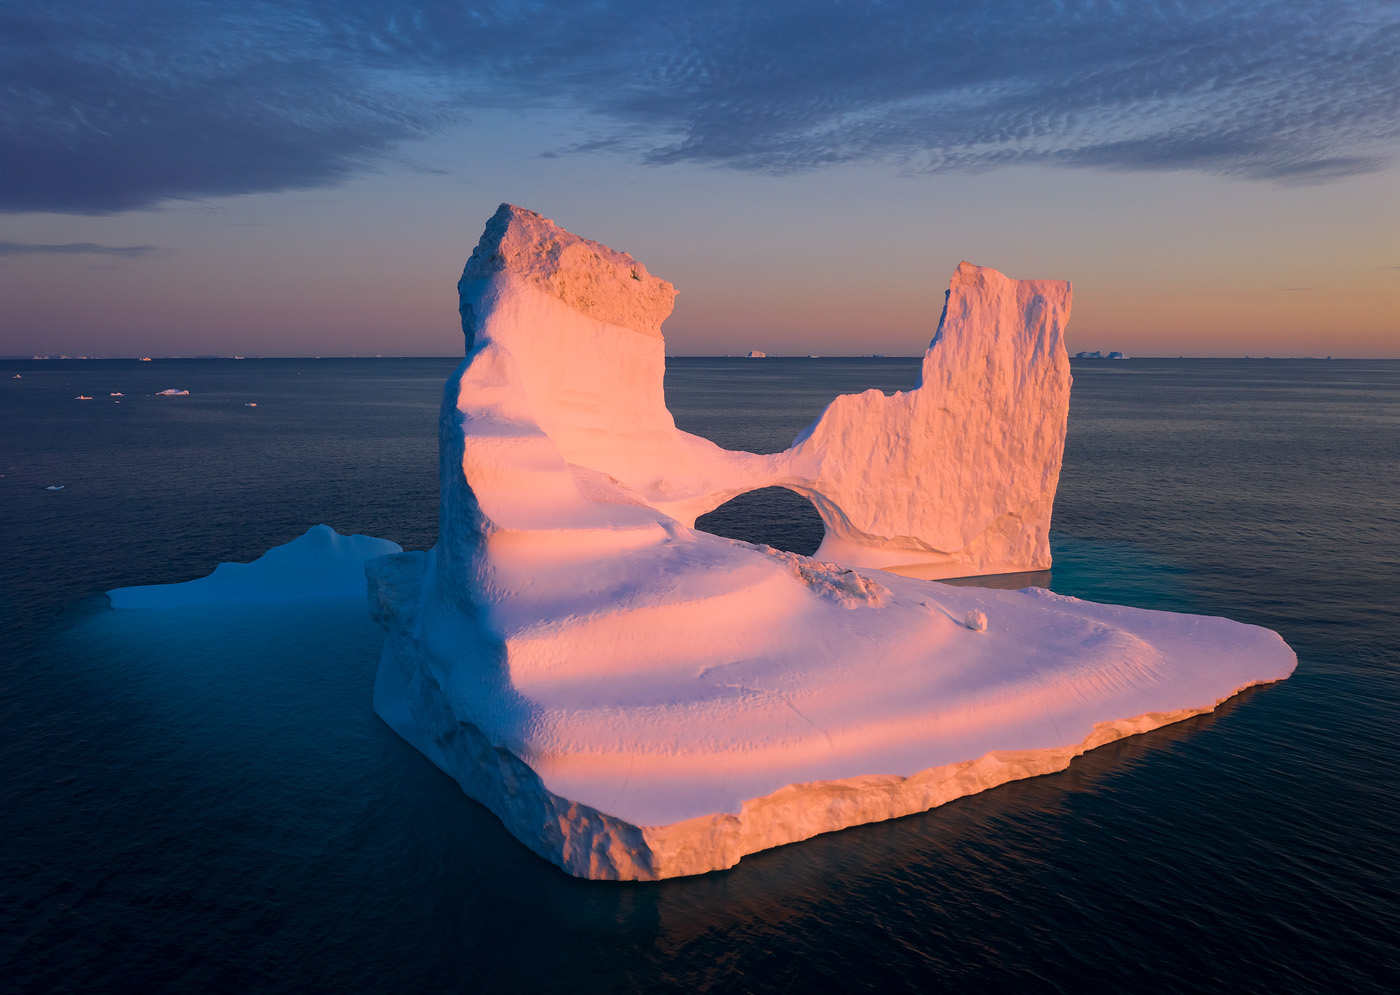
364,205,1297,880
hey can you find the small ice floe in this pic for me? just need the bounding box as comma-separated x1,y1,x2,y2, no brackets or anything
156,388,189,396
11,374,20,379
110,392,124,396
244,402,257,407
75,395,93,400
139,357,152,362
46,485,64,491
965,609,989,632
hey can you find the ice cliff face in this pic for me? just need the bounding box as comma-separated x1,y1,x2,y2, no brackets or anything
369,205,1294,880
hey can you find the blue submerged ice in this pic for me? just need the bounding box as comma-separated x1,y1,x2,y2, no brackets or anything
107,524,401,609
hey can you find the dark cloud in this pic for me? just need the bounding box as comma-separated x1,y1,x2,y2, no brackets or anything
3,1,1397,213
0,2,440,213
0,241,163,258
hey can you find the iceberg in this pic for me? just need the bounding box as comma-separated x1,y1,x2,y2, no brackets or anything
108,525,401,609
156,388,189,396
368,205,1295,880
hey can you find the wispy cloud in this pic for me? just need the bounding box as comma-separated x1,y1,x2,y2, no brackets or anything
0,241,165,258
3,1,1397,214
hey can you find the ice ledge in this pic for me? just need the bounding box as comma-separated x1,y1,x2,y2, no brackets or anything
376,633,1281,881
108,525,401,609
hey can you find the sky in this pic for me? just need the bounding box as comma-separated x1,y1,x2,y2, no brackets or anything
2,1,1398,358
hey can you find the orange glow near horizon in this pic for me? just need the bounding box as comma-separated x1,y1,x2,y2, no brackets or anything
2,155,1397,359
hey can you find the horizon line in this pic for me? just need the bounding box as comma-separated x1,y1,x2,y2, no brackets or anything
3,354,1395,362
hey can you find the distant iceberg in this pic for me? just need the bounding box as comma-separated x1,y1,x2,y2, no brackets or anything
156,388,189,396
108,525,401,609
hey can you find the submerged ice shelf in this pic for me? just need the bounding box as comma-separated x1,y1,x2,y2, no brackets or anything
363,205,1296,880
108,525,401,608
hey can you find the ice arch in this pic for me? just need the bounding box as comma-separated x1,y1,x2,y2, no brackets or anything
442,203,1073,582
695,486,826,557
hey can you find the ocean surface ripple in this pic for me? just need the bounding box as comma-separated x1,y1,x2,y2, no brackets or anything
2,357,1397,994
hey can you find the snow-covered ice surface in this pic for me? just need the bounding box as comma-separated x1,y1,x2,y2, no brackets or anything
368,205,1296,880
108,525,401,609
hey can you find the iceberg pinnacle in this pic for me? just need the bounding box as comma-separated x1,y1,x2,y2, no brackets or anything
794,260,1071,577
369,205,1295,880
460,204,676,341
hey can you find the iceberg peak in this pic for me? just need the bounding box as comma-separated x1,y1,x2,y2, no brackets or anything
459,204,676,342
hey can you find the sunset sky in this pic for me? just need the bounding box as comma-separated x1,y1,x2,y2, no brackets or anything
3,1,1398,358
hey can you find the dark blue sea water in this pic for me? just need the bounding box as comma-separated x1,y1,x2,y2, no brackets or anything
2,357,1398,994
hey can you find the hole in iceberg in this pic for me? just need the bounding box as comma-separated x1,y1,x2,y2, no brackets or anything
694,486,824,556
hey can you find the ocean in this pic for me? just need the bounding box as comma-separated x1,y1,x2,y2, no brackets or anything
2,357,1397,993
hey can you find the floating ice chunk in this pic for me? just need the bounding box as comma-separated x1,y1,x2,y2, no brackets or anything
369,204,1296,880
244,402,257,407
156,388,189,396
11,374,19,378
108,525,401,609
75,395,92,400
110,392,124,396
747,350,766,358
46,485,64,491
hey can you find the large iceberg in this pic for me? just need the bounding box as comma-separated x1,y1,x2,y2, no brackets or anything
369,205,1295,880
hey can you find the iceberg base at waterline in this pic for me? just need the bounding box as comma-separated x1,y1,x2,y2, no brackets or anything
369,540,1294,881
364,205,1296,881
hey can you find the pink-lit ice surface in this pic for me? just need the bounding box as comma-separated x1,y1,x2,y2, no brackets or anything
369,205,1295,880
